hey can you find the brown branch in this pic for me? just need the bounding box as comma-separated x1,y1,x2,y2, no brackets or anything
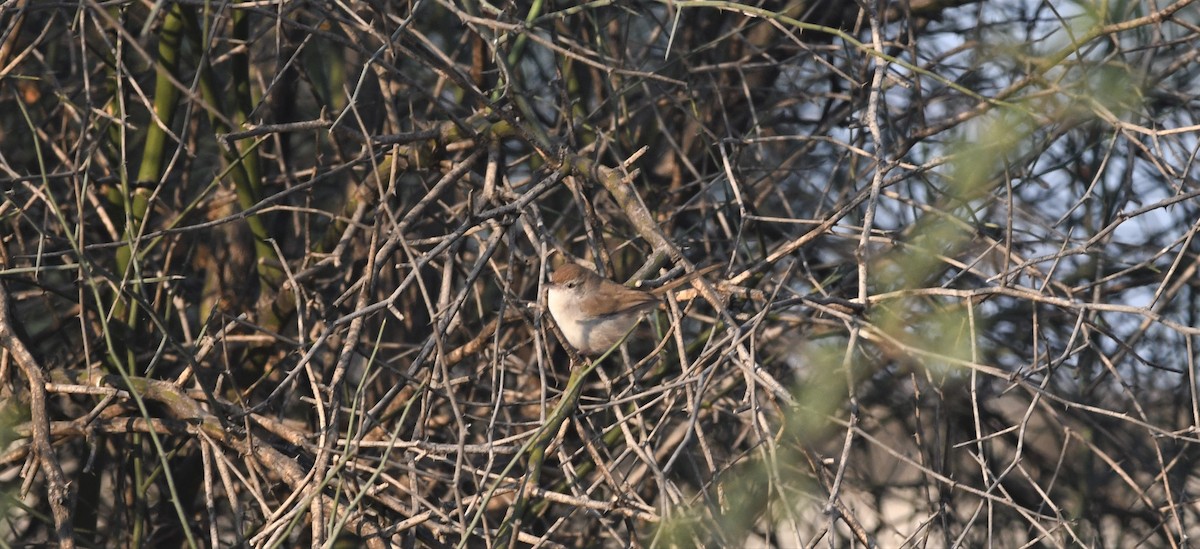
0,281,75,548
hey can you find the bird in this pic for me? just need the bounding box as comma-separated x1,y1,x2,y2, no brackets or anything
546,263,662,355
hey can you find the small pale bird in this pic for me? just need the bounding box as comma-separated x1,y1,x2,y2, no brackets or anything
546,263,662,355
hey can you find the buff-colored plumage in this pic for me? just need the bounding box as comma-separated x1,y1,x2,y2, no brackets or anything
547,264,659,355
